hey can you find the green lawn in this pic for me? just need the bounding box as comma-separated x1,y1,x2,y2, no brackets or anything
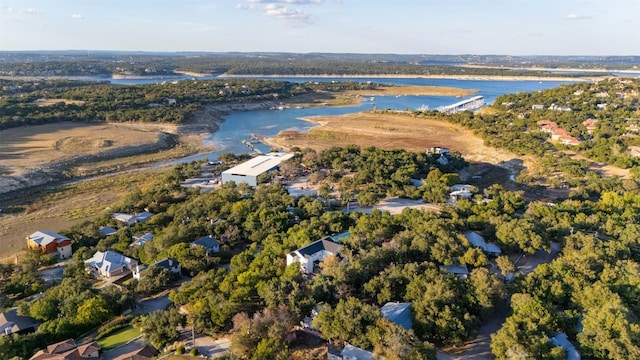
97,325,141,350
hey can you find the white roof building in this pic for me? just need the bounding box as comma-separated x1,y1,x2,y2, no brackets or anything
112,212,153,226
221,152,294,187
464,231,502,255
84,250,141,280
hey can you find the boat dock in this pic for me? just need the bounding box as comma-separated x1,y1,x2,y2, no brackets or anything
436,95,485,114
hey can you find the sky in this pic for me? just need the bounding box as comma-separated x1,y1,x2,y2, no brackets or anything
0,0,638,56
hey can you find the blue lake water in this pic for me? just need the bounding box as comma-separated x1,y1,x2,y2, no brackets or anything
174,77,573,161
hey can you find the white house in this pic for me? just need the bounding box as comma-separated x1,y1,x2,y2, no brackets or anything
286,238,340,274
221,152,294,187
84,251,141,280
464,231,502,256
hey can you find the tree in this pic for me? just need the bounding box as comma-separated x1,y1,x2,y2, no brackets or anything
468,268,507,319
495,255,516,277
135,266,179,296
76,296,111,326
28,297,59,322
371,319,437,360
576,284,640,360
312,297,381,348
136,308,185,350
495,218,548,254
490,294,558,360
230,306,293,359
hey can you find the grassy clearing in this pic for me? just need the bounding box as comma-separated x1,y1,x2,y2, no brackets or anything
0,167,172,263
96,325,141,350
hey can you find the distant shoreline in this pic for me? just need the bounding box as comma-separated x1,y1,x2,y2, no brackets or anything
219,73,606,82
0,73,612,83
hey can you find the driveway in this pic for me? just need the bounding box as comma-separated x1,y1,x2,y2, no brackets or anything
39,264,66,285
346,197,441,215
194,334,231,359
133,294,171,315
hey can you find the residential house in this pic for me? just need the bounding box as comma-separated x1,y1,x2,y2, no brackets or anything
328,344,376,360
153,258,181,274
380,302,412,330
537,120,580,146
426,146,450,155
464,231,502,256
112,345,157,360
30,339,100,360
450,184,474,202
112,211,153,226
549,103,572,112
582,118,599,134
26,231,72,259
0,308,38,336
191,235,220,253
130,232,154,247
531,104,545,110
286,238,340,274
98,226,118,237
84,250,141,280
441,263,469,279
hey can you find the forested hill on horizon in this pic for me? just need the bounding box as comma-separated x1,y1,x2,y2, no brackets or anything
1,52,639,78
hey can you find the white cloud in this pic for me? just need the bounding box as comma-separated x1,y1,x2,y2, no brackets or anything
18,8,37,15
71,14,83,20
566,13,590,20
238,0,321,25
248,0,324,4
263,3,313,23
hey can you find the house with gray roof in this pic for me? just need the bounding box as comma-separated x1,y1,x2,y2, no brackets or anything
464,231,501,256
0,308,38,336
98,226,118,237
328,344,375,360
286,238,340,274
130,232,154,247
112,211,153,226
84,250,141,280
381,302,412,330
191,235,220,253
153,258,181,274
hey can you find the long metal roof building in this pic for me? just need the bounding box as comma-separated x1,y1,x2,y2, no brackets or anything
221,152,294,186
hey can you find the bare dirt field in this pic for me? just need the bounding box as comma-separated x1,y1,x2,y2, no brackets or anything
0,122,164,174
266,111,517,165
32,98,86,106
348,85,476,97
